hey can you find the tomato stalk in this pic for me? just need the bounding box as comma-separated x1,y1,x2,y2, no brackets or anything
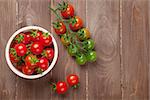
49,6,88,55
72,83,80,89
49,82,57,91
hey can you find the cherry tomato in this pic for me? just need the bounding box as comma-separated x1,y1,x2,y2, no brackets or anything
14,43,27,56
10,41,16,48
40,33,52,46
30,30,42,42
77,28,90,40
69,16,83,31
76,54,87,65
37,58,49,71
86,51,97,62
25,54,39,69
55,82,68,94
83,39,94,50
59,2,74,19
10,53,19,63
22,65,34,75
31,42,43,55
67,44,78,56
15,33,31,44
53,21,66,35
60,34,70,46
9,48,20,63
16,63,25,71
24,32,32,44
67,74,79,88
42,48,54,61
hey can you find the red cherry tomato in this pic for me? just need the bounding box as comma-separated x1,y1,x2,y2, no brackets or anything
22,65,34,75
16,64,25,71
9,53,20,63
25,54,39,69
37,58,49,71
61,4,74,19
69,16,83,31
40,33,52,46
31,42,43,55
42,48,54,61
31,31,42,42
14,43,27,56
67,74,79,87
23,32,31,44
56,82,68,94
53,22,66,35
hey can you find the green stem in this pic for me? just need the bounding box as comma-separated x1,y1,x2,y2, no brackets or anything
49,6,88,53
49,7,62,20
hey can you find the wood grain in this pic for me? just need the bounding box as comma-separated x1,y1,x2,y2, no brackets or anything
122,0,149,100
0,0,17,100
15,0,52,100
0,0,150,100
86,0,121,100
50,0,86,99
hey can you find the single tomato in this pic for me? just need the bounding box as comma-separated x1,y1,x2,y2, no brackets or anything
25,54,39,69
53,21,66,35
67,44,78,56
77,28,90,40
42,48,54,61
16,63,25,71
37,58,49,71
31,42,43,55
9,48,20,63
83,39,95,50
15,33,31,44
14,43,27,56
69,16,83,31
40,33,52,46
86,51,97,62
67,74,79,88
53,81,68,94
30,30,42,42
60,34,70,46
75,53,87,65
22,65,34,75
59,2,74,19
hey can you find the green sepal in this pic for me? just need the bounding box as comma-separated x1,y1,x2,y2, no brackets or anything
35,67,43,74
49,82,57,91
72,83,80,89
10,48,17,56
15,34,24,43
70,17,77,26
57,1,68,11
30,30,38,37
43,32,49,38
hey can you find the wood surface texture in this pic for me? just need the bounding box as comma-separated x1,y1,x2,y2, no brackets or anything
0,0,149,100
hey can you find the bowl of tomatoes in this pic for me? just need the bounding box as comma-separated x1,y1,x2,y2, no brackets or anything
5,26,58,79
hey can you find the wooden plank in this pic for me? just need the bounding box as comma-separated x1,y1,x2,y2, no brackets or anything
86,0,121,99
0,0,17,100
50,0,87,99
122,0,149,100
149,1,150,100
15,0,52,100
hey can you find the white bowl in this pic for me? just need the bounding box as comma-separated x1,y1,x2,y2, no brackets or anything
5,26,58,79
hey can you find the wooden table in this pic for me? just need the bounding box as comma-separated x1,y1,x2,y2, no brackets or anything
0,0,149,100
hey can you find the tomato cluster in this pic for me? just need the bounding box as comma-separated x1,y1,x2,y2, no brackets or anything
51,74,79,94
51,1,97,65
9,30,54,75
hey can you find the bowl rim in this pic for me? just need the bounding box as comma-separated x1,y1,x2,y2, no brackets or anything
5,26,58,79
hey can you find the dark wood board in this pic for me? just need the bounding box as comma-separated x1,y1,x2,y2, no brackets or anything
122,0,149,100
0,0,150,100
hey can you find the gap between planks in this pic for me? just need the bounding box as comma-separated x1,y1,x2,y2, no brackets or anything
119,0,124,100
